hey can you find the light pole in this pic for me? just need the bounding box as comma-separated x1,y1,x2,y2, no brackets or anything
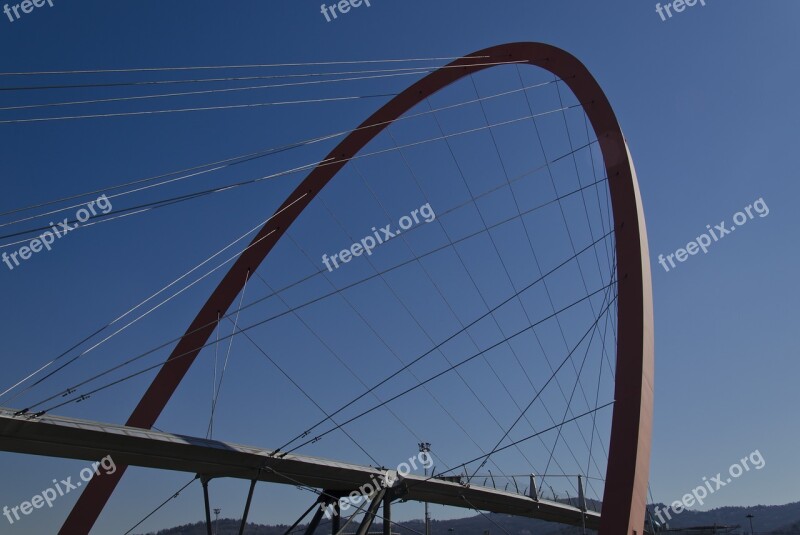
213,508,221,535
419,442,431,535
746,513,754,535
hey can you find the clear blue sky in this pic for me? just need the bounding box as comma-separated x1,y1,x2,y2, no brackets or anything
0,1,798,533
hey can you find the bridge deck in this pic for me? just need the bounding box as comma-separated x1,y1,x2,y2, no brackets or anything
0,407,599,529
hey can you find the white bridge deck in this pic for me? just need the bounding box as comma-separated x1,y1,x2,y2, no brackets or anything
0,407,600,529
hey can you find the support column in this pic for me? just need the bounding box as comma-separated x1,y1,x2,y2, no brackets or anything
202,477,213,535
331,500,341,535
303,503,326,535
282,499,322,535
239,479,258,535
382,492,392,535
356,489,387,535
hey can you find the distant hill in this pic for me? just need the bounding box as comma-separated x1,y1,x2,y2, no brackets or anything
650,501,800,532
772,520,800,534
138,501,800,535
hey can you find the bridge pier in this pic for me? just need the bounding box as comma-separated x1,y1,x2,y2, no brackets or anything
239,479,258,535
202,477,213,535
331,501,341,535
304,501,327,535
382,492,392,535
355,489,386,535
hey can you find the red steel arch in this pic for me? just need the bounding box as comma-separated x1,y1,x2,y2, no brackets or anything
61,42,654,535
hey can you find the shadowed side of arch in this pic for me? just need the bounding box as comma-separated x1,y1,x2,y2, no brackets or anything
60,42,653,535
